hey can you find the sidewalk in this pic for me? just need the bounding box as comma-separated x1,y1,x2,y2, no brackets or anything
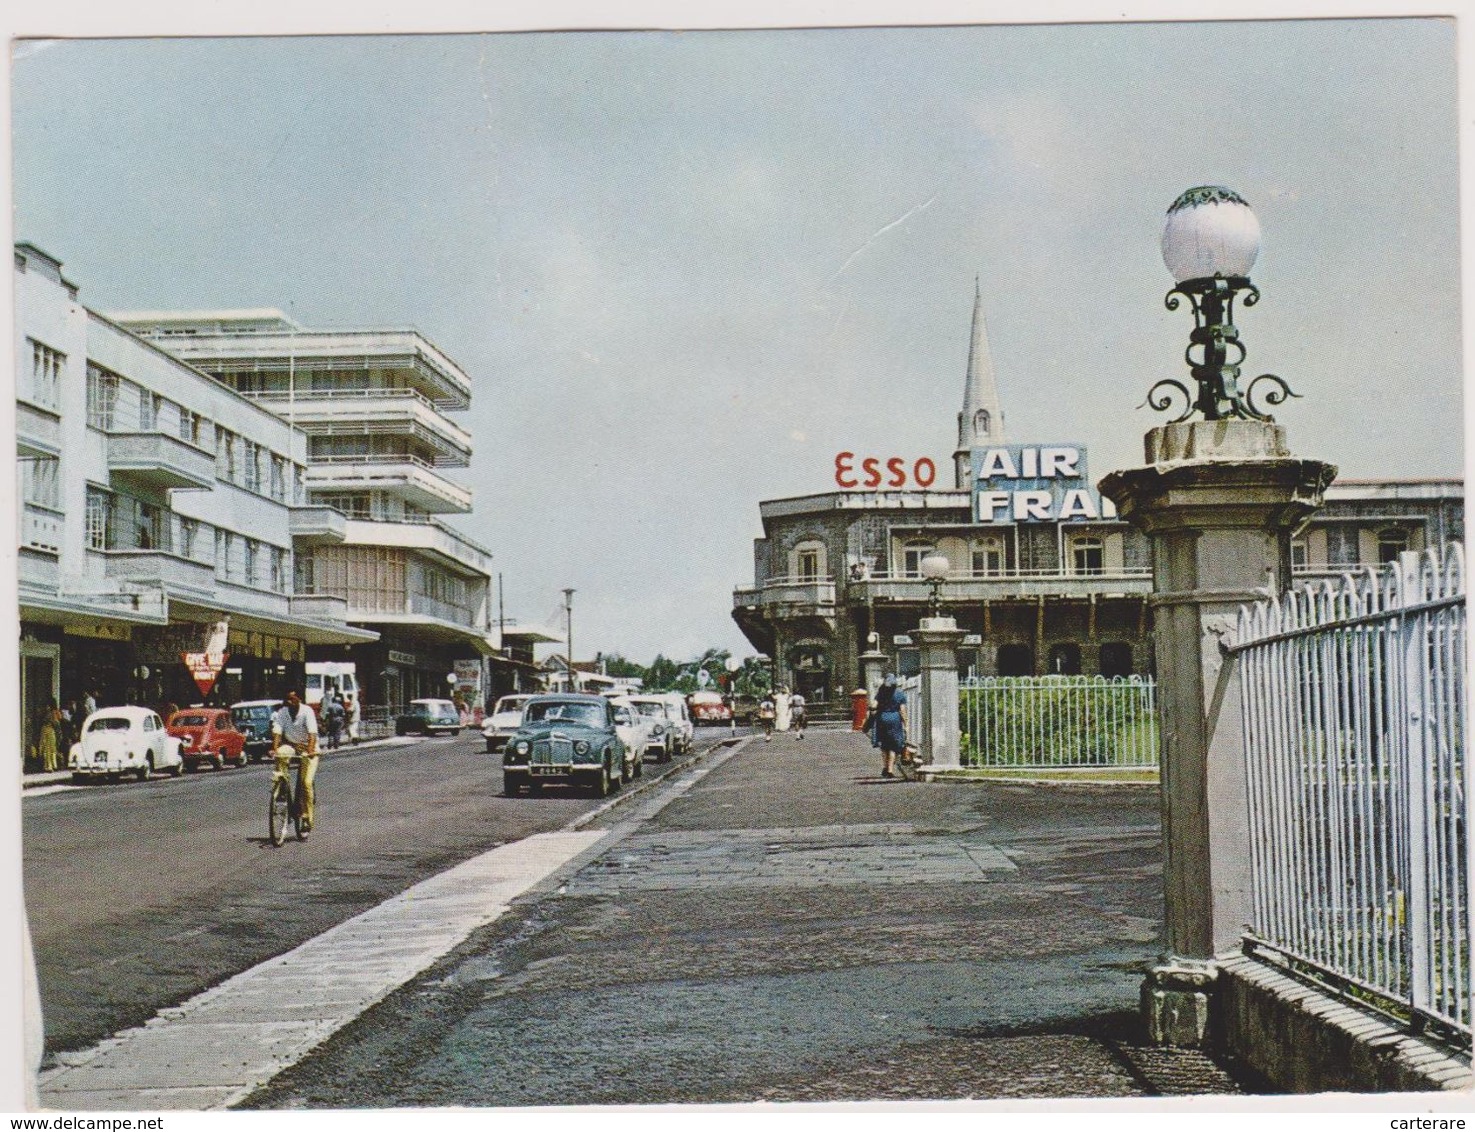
240,725,1256,1106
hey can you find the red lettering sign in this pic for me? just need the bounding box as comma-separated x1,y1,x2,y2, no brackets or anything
833,454,938,490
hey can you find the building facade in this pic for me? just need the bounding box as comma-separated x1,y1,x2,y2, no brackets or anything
732,286,1464,703
15,245,377,766
112,307,500,710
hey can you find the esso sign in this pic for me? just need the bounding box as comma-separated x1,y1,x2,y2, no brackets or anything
834,452,937,490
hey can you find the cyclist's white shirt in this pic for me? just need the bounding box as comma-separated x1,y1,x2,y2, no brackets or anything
272,704,318,748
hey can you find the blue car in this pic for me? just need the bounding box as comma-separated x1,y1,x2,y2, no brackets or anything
501,694,635,797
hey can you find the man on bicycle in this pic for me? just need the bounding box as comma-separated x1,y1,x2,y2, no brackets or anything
272,689,320,835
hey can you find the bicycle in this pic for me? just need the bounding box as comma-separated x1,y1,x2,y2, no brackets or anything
268,750,311,846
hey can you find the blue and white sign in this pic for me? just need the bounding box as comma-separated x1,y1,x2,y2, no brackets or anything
970,444,1118,524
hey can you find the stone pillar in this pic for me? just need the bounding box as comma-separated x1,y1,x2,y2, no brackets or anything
914,616,965,771
1100,419,1335,1046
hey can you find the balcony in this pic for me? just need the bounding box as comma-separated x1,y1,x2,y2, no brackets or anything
290,592,352,622
107,431,214,491
100,548,216,594
847,567,1154,604
732,575,838,623
305,455,472,514
341,516,493,575
246,388,472,464
289,505,348,545
17,400,61,458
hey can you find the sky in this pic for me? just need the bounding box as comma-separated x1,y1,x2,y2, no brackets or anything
8,11,1464,665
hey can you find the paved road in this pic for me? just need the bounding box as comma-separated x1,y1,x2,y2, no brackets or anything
243,728,1257,1106
23,728,723,1056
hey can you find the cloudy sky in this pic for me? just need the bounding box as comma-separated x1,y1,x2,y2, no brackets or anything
10,13,1463,664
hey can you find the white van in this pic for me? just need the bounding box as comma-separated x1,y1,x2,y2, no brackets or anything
305,661,358,707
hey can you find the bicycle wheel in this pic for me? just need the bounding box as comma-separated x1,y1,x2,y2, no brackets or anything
268,778,291,846
293,765,308,840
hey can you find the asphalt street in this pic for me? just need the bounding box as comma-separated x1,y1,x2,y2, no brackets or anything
23,727,722,1058
241,726,1260,1106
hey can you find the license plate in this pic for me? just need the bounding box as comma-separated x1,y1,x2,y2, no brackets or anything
531,766,562,776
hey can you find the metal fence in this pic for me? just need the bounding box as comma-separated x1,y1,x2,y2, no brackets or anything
1233,546,1468,1039
958,675,1158,769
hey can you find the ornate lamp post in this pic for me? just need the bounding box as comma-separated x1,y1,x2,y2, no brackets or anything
920,552,951,618
562,588,576,692
1145,186,1298,423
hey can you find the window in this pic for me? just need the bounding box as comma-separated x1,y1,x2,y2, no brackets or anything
792,540,825,582
997,644,1033,677
1291,538,1309,570
20,457,59,510
1070,536,1104,576
902,541,936,578
244,441,263,493
217,429,238,482
178,409,201,447
271,548,288,592
316,492,372,519
244,540,259,586
970,537,1005,577
139,392,160,432
86,364,119,430
270,456,287,502
180,519,198,560
1048,643,1082,675
972,408,991,438
1100,642,1133,679
28,339,63,410
85,488,110,550
1326,526,1359,567
1377,528,1410,564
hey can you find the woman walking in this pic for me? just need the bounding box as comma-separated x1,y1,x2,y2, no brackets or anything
870,675,908,779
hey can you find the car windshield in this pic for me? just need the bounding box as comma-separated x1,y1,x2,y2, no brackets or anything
525,702,605,728
234,707,271,721
495,697,529,714
88,718,132,732
428,705,458,720
634,702,665,718
172,714,210,727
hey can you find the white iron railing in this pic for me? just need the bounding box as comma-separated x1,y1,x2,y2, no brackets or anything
1233,545,1468,1039
958,675,1158,769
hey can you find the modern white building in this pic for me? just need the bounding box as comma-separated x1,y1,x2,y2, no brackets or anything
112,308,505,709
14,244,376,765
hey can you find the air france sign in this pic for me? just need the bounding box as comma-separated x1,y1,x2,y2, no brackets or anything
971,444,1117,524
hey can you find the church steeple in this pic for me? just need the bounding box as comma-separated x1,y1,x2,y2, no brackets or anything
954,277,1006,488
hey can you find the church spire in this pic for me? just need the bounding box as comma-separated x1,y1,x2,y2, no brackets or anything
954,277,1006,488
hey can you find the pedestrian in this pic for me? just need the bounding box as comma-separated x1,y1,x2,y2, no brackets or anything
790,691,806,739
271,689,320,836
320,693,345,751
36,703,60,773
757,691,776,741
58,701,75,747
344,694,361,744
870,674,909,779
773,686,792,734
82,689,97,719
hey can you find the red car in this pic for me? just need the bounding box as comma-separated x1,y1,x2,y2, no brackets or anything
687,690,732,725
167,708,248,771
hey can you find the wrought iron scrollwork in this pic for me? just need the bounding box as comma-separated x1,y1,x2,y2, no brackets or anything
1138,379,1194,423
1245,373,1300,419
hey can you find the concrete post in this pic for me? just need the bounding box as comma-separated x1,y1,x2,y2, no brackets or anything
1099,419,1335,1046
859,650,889,699
914,616,965,772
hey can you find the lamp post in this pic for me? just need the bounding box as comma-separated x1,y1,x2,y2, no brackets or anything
1100,186,1335,1047
919,552,951,618
562,588,575,693
1144,186,1298,423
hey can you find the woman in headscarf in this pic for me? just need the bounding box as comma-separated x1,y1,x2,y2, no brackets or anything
870,674,908,778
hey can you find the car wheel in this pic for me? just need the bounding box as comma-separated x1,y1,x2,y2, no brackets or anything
503,774,523,797
527,779,543,795
136,756,152,782
634,755,643,779
184,760,197,773
169,760,183,777
213,750,226,772
595,760,612,798
235,748,249,768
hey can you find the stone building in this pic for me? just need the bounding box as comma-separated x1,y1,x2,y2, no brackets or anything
731,286,1463,704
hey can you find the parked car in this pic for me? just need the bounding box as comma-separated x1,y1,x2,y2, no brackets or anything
501,694,634,797
168,708,248,771
230,699,280,762
653,692,694,754
395,698,463,736
608,695,657,766
68,706,183,783
628,696,677,762
481,694,532,753
688,690,732,725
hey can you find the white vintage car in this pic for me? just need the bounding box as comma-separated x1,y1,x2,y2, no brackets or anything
69,706,184,783
481,694,532,753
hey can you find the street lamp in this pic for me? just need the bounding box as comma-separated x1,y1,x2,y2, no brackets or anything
1144,186,1298,423
920,552,950,619
562,588,575,692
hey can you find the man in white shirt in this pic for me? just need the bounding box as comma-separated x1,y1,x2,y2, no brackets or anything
271,689,320,835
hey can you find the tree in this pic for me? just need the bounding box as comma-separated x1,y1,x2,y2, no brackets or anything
600,653,646,680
